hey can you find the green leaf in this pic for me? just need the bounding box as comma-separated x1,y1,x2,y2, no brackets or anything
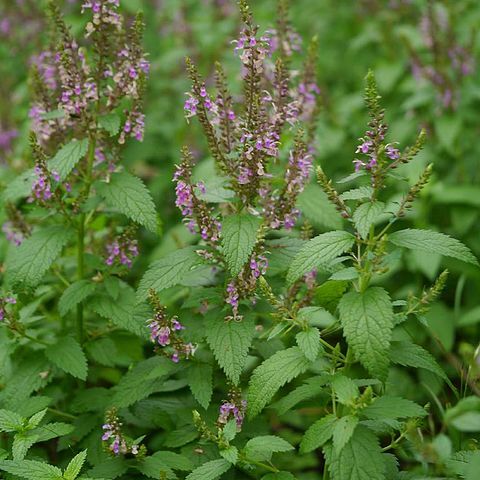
466,451,480,480
331,376,359,405
98,113,121,136
222,420,237,442
0,409,24,432
244,435,294,462
296,327,321,361
0,459,63,480
48,138,89,181
362,396,427,420
220,446,239,464
187,363,213,409
3,169,36,202
45,337,87,380
287,231,355,285
221,214,262,276
7,226,72,287
389,229,478,266
339,186,373,201
137,456,175,479
97,171,157,233
12,433,37,460
205,315,255,385
32,422,74,442
297,184,343,230
185,459,231,480
300,414,336,453
323,426,385,480
59,280,96,317
137,247,204,300
145,451,193,471
353,201,385,239
262,473,296,480
332,415,358,453
64,450,87,480
247,347,311,418
339,287,393,380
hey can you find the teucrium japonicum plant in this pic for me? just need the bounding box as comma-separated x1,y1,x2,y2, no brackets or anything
0,1,479,479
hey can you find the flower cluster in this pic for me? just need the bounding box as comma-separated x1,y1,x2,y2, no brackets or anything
105,231,139,268
217,390,247,429
102,408,144,457
2,205,31,246
147,290,196,363
0,296,16,322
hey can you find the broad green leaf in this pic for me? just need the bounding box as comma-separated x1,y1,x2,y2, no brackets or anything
98,113,121,136
266,238,306,277
32,422,74,442
185,459,231,480
323,426,385,480
48,138,89,181
353,201,385,239
296,327,322,361
446,450,476,478
247,347,311,418
27,408,47,428
187,363,213,409
244,435,294,462
97,171,157,233
222,420,237,442
145,451,193,471
362,396,427,420
0,409,24,432
205,315,255,385
12,433,37,460
466,451,480,480
332,415,358,453
137,456,175,479
64,450,87,480
339,287,393,380
331,376,359,405
3,169,36,202
59,280,96,317
45,337,88,380
7,226,72,287
137,247,204,300
389,229,478,265
300,414,336,453
0,459,63,480
287,231,355,285
339,186,373,201
221,214,262,276
220,446,238,464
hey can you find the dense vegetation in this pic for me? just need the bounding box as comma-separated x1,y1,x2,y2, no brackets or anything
0,1,480,479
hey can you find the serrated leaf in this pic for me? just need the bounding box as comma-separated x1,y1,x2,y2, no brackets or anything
64,450,87,480
7,226,72,287
187,363,213,409
220,446,239,464
389,229,478,265
339,287,393,380
353,201,385,239
332,376,359,405
247,347,311,418
297,184,343,230
137,247,204,300
47,139,88,181
221,214,262,276
98,171,157,233
300,414,336,453
137,456,175,479
362,396,427,420
287,231,355,285
222,419,237,442
205,315,255,385
3,169,36,202
296,327,321,361
244,436,294,462
12,433,37,460
185,459,231,480
27,408,47,428
0,459,63,480
146,451,193,471
45,337,88,380
339,186,373,201
0,409,24,432
59,280,96,317
33,422,74,442
323,426,385,480
332,415,358,453
98,113,121,136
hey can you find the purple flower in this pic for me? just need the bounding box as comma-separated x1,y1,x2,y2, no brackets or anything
385,144,400,160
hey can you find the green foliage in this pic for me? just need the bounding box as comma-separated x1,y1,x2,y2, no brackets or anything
48,139,89,181
185,459,231,480
45,337,88,380
244,435,294,462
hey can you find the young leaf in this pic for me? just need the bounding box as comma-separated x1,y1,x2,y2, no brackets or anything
0,409,24,432
331,375,359,405
353,201,385,239
244,435,294,462
287,231,355,285
45,337,88,380
58,280,96,317
185,459,231,480
7,226,72,287
0,459,63,480
339,287,394,380
332,415,358,453
247,347,311,418
98,113,121,136
137,247,204,300
205,315,255,385
220,446,238,465
323,426,385,480
389,229,478,265
48,138,88,181
296,327,322,361
97,171,158,233
361,396,427,420
64,450,87,480
12,433,37,460
187,363,213,409
300,414,336,453
221,214,262,276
